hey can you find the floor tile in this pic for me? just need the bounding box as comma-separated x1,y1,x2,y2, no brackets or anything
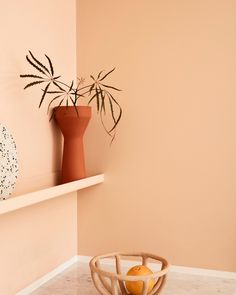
32,262,236,295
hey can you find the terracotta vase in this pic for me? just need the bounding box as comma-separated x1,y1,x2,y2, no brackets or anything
54,106,91,184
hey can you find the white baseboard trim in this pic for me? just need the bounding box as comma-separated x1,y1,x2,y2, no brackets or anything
78,255,236,280
170,265,236,279
15,254,236,295
16,256,79,295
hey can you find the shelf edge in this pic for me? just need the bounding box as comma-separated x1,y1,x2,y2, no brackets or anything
0,174,104,215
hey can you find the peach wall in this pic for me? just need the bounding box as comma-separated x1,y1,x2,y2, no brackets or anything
0,193,77,295
0,1,77,294
77,0,236,271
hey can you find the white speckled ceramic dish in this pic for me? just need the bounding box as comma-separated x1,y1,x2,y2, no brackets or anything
0,124,18,200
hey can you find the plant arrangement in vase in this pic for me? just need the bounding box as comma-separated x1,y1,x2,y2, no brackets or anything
20,51,122,183
20,51,122,138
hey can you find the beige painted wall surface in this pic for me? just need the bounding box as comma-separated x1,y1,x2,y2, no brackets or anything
0,193,77,295
77,0,236,271
0,1,77,294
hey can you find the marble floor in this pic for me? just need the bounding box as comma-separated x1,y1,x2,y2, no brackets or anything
32,262,236,295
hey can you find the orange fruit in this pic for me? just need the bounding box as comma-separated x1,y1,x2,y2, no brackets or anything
125,265,155,295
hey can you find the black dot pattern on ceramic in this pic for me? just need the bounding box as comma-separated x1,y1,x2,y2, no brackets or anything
0,124,19,201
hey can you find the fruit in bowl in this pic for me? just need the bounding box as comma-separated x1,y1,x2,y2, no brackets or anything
125,265,155,295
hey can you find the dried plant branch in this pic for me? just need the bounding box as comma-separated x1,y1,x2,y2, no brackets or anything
20,51,122,140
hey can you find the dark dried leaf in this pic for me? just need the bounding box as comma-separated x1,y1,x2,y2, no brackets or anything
45,54,54,76
98,87,106,115
29,51,50,74
24,80,44,89
26,55,46,75
99,68,115,81
88,83,94,95
107,92,122,132
100,83,122,91
49,98,64,121
53,81,66,91
77,84,92,92
69,97,79,117
108,96,116,124
47,94,62,114
88,92,98,105
69,80,74,92
20,74,44,79
96,87,100,112
46,90,63,94
39,83,50,108
99,111,112,138
97,70,104,79
53,75,61,80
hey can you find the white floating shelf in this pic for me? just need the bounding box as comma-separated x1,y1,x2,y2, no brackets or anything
0,174,104,215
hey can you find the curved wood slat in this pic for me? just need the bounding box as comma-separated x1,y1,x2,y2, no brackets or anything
90,252,170,295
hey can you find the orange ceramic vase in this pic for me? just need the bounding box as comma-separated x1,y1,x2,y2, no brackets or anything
54,106,91,184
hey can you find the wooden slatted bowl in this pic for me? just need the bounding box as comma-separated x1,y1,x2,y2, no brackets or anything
89,252,170,295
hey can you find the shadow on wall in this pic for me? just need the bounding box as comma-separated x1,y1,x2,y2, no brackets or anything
51,118,63,183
